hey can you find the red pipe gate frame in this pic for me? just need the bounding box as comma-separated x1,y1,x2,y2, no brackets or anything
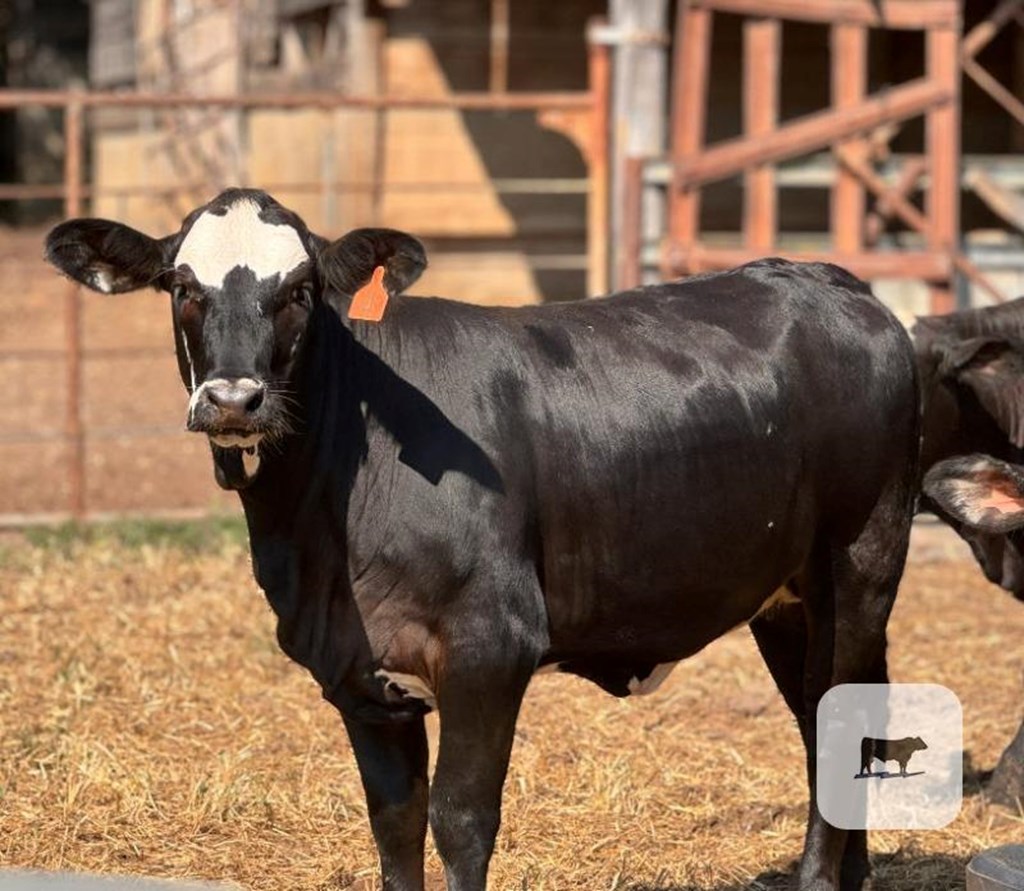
621,0,1013,312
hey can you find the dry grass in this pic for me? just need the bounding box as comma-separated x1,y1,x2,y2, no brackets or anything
0,525,1021,890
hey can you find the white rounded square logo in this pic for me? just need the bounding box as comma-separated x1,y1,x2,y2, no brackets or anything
816,683,962,829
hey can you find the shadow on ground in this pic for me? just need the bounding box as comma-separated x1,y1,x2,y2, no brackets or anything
963,749,995,799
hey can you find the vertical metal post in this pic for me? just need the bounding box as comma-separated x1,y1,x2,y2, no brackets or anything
620,156,644,289
63,95,86,519
607,0,669,289
743,17,779,252
831,22,867,256
587,25,611,297
668,4,712,275
489,0,510,94
926,14,962,313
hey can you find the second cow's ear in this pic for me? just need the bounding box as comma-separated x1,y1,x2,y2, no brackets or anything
45,218,179,294
949,340,1024,448
923,453,1024,534
318,227,427,301
916,326,1024,448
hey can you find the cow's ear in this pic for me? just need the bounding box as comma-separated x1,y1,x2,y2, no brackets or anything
318,228,426,299
45,218,177,294
924,454,1024,533
951,341,1024,448
916,326,1024,447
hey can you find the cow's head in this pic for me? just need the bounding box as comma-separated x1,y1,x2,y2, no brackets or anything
924,454,1024,601
45,189,426,488
913,307,1024,599
911,736,928,752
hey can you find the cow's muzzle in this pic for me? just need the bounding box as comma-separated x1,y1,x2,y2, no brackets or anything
188,377,267,447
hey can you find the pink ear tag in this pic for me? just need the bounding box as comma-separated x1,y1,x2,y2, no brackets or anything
349,265,389,322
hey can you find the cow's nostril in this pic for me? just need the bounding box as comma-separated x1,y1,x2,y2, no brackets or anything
245,388,265,412
206,389,227,409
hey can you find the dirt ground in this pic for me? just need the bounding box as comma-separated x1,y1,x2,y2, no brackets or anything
0,523,1020,891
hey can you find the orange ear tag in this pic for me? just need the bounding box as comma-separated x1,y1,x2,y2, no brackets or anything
348,265,389,322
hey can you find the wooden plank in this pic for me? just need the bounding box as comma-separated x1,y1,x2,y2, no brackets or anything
743,17,779,252
927,22,961,313
665,245,950,279
690,0,959,30
831,22,867,255
675,76,951,189
669,5,712,249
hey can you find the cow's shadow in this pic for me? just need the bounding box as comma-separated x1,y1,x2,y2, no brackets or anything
854,770,925,780
350,338,505,494
626,851,969,890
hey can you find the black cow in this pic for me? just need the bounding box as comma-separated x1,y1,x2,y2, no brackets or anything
857,736,927,778
45,189,921,891
915,299,1024,596
913,300,1024,804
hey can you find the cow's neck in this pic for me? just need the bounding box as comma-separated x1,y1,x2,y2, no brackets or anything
235,303,371,699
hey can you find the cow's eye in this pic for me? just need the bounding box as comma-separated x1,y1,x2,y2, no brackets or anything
172,284,204,306
291,284,313,309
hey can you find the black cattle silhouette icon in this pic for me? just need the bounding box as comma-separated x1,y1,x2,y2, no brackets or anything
856,736,928,778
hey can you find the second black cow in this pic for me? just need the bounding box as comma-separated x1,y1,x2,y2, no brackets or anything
914,299,1024,805
46,189,921,891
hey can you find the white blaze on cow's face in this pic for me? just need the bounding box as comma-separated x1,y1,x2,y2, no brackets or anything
175,198,310,289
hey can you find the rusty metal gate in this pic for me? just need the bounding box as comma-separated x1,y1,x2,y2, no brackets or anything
0,37,611,524
619,0,1015,312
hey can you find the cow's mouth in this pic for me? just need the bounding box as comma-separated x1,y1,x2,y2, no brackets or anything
210,441,262,491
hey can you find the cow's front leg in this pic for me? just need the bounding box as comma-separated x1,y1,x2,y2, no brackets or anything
343,715,429,891
429,659,534,891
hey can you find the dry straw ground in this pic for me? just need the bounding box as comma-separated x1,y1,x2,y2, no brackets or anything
0,523,1021,891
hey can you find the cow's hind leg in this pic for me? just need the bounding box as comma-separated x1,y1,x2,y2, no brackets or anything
343,715,430,891
751,591,843,890
802,482,912,891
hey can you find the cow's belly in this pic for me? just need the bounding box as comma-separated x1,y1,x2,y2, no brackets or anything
541,585,799,698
